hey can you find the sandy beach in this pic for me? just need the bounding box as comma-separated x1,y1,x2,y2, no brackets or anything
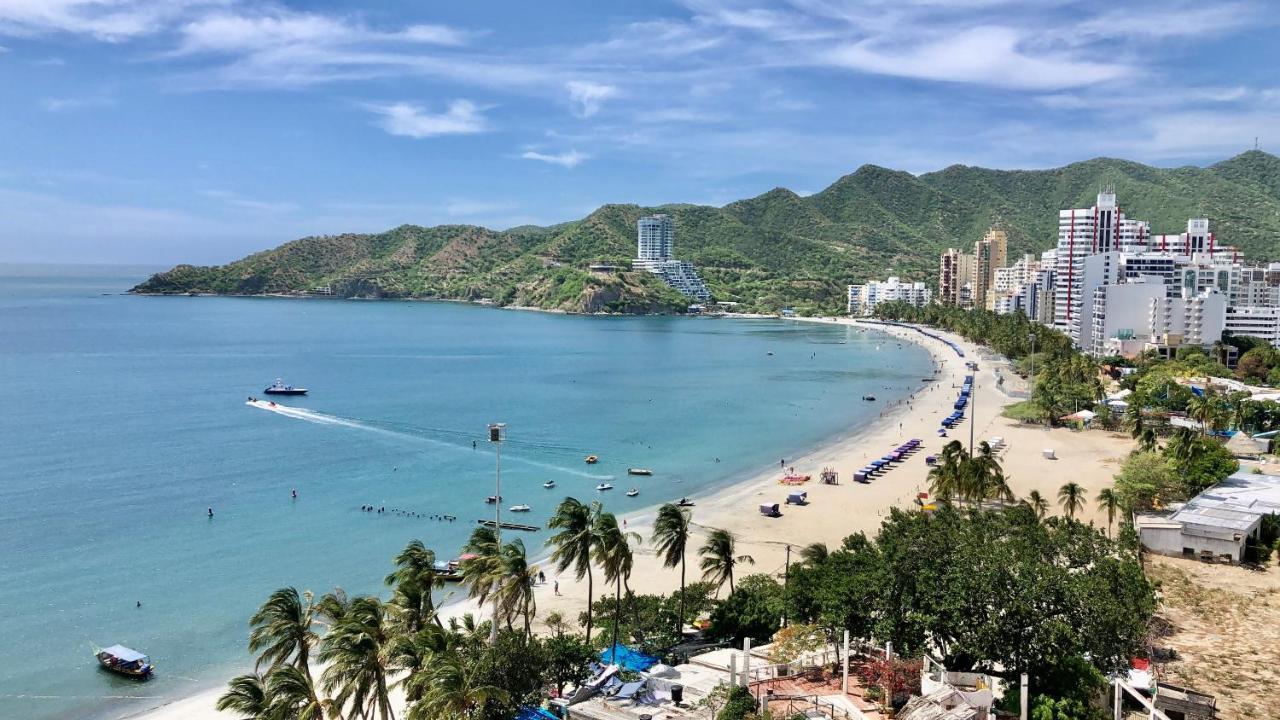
127,319,1135,720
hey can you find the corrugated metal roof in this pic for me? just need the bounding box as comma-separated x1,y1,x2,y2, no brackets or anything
1168,471,1280,533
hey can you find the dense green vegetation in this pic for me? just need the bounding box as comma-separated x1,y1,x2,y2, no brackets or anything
135,151,1280,314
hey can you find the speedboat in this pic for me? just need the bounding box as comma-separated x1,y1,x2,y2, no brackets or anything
626,488,639,497
676,497,695,507
96,645,152,678
484,495,503,504
509,504,531,512
627,468,653,476
264,378,308,396
542,480,556,489
596,482,613,491
585,455,599,464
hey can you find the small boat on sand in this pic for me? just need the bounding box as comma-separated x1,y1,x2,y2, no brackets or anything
627,468,653,476
96,645,152,678
596,482,613,491
509,504,531,512
585,455,599,464
542,480,556,489
264,378,308,396
626,488,639,497
676,497,695,507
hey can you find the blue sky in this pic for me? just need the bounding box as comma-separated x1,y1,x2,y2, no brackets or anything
1,0,1278,264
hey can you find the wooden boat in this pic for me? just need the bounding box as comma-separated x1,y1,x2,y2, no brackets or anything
96,645,152,678
627,468,652,476
433,558,468,582
585,455,599,464
477,519,539,532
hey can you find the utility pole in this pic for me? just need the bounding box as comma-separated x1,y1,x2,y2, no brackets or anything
969,368,976,457
488,422,506,645
781,544,792,628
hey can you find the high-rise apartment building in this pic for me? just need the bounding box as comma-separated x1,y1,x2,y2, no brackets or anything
973,228,1008,310
633,215,710,302
938,248,974,306
636,214,674,261
1052,190,1150,345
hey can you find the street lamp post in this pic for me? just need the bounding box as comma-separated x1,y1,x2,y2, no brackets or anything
487,422,506,644
1028,332,1037,390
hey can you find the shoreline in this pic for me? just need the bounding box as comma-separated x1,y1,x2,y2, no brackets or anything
123,319,1137,720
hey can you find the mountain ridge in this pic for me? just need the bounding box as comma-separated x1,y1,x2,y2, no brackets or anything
133,151,1280,314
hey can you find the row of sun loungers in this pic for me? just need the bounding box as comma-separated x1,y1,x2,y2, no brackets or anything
853,439,922,483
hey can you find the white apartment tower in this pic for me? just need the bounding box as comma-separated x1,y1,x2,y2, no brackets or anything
1053,190,1150,346
637,214,674,261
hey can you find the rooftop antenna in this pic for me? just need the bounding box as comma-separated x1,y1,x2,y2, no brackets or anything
1255,136,1260,151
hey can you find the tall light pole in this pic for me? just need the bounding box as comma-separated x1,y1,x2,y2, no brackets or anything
1028,332,1037,388
488,422,506,644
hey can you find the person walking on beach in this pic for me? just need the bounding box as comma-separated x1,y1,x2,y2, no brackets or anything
554,581,560,596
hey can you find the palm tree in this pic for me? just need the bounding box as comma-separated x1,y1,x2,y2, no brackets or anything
799,542,829,565
385,539,442,632
1166,427,1199,464
1188,393,1216,436
1024,490,1049,520
248,587,320,705
495,538,539,638
547,497,602,642
1058,481,1086,519
595,511,640,656
216,673,271,719
928,440,967,504
391,625,453,705
319,596,396,720
651,503,692,638
460,527,504,641
699,528,754,594
970,441,1006,505
1096,487,1121,537
265,665,328,720
410,654,509,720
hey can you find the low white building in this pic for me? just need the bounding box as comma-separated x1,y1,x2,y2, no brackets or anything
1094,284,1226,358
847,277,931,316
1136,470,1280,563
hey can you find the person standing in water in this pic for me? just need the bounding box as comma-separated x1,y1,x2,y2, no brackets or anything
207,507,213,518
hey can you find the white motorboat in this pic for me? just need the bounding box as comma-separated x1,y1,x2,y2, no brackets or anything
626,488,639,497
542,480,555,489
596,482,613,491
509,504,531,512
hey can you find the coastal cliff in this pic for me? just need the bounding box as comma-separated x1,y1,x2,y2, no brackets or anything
133,151,1280,314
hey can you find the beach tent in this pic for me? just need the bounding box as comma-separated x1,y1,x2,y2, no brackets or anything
786,491,807,505
1060,409,1096,423
759,503,781,517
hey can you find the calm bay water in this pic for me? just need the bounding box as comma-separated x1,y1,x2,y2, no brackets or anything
0,265,932,720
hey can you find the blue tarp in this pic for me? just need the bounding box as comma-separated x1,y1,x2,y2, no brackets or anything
600,643,659,672
516,707,559,720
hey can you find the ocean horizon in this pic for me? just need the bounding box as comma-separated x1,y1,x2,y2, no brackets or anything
0,265,932,720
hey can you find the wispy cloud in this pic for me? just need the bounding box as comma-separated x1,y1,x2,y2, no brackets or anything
565,81,617,118
41,95,114,112
521,149,590,168
199,189,299,214
0,0,218,42
365,100,487,139
173,11,471,55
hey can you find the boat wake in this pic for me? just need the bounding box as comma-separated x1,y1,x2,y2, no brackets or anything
246,400,614,480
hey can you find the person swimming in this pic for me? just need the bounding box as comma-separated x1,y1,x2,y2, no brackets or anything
207,507,214,518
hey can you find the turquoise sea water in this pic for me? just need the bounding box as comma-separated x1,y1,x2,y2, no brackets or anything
0,266,932,720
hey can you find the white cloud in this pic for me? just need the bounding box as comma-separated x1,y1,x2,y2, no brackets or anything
0,0,217,42
366,100,487,139
174,11,470,55
566,81,617,118
520,149,590,168
826,26,1130,90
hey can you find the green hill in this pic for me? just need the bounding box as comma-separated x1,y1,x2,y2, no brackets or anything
133,150,1280,314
